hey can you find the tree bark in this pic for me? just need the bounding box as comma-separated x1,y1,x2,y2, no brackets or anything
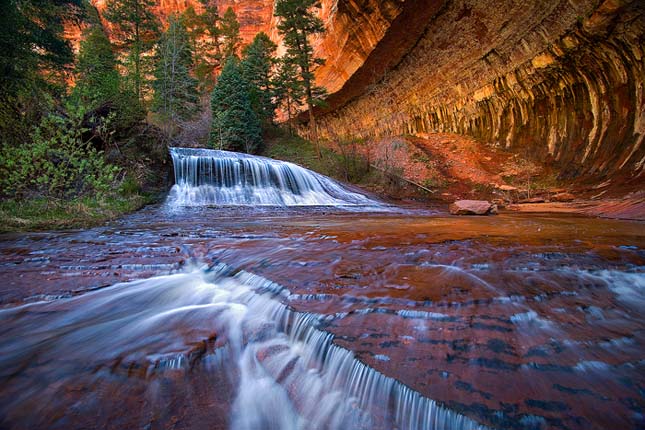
308,103,320,158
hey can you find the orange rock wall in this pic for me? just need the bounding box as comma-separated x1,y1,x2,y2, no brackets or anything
88,0,273,44
305,0,645,180
309,0,405,93
72,0,400,95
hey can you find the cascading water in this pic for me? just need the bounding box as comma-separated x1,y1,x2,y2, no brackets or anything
1,207,643,429
167,147,380,207
0,263,490,430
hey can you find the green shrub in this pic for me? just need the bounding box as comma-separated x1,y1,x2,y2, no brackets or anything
0,110,119,200
119,175,141,196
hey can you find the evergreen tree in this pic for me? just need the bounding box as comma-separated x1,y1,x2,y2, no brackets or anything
181,0,221,92
273,56,305,135
219,7,242,60
0,0,83,92
209,59,262,153
241,32,277,128
274,0,327,157
72,10,120,111
0,0,83,144
152,15,198,124
104,0,161,105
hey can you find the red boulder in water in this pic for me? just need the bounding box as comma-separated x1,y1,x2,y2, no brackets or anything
449,200,496,215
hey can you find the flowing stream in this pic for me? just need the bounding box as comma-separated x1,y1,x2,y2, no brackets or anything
0,149,643,430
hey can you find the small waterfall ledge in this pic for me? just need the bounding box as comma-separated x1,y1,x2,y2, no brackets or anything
0,261,492,430
167,147,380,207
230,266,492,430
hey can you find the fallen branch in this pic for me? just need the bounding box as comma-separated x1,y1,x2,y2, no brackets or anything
369,163,436,194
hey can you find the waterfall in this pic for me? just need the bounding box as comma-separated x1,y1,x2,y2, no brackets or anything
167,147,379,207
0,263,492,430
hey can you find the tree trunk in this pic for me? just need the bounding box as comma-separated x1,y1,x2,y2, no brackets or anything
286,94,293,136
308,103,320,158
134,1,141,104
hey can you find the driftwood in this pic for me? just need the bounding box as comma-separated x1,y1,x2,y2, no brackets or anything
369,163,436,194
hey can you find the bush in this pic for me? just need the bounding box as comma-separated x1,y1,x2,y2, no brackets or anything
119,175,141,196
0,110,119,200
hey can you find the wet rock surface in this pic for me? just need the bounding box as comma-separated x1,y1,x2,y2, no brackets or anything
0,205,644,429
551,193,576,203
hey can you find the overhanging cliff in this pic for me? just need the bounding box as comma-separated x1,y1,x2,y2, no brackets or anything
306,0,645,181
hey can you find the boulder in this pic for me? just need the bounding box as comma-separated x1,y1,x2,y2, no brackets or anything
449,200,496,215
551,192,575,202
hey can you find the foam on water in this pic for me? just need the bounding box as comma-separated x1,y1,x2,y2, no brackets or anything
0,263,490,430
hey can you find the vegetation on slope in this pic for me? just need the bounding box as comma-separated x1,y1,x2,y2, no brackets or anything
0,0,386,230
264,132,424,200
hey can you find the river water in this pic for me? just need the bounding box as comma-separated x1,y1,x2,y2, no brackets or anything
0,150,643,430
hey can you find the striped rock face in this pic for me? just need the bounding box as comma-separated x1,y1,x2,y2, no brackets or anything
1,204,643,430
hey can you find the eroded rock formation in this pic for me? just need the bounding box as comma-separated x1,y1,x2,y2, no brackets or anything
69,1,645,185
306,0,645,182
306,0,406,93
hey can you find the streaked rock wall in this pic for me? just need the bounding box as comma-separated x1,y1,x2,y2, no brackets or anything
308,0,645,179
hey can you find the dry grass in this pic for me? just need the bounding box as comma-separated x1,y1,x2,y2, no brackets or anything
0,195,151,232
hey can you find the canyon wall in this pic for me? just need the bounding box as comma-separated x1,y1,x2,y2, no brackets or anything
70,1,645,181
78,0,402,94
90,0,274,44
305,0,406,93
307,0,645,180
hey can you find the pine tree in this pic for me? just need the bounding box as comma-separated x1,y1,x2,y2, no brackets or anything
181,0,221,92
209,59,262,153
104,0,161,105
219,7,242,60
273,56,305,135
241,32,277,128
0,0,83,144
274,0,327,157
152,15,198,124
72,10,120,111
71,8,143,128
0,0,83,92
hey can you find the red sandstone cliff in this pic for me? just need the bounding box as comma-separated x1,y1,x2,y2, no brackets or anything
88,0,273,43
304,0,645,184
68,0,397,94
67,1,645,187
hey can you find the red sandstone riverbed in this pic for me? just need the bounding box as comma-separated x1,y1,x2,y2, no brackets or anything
1,206,643,429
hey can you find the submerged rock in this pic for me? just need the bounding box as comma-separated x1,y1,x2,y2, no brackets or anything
449,200,496,215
